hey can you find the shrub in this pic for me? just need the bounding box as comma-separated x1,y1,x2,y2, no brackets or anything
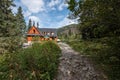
0,41,61,80
67,38,120,80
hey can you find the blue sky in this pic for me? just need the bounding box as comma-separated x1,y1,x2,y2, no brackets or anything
12,0,77,28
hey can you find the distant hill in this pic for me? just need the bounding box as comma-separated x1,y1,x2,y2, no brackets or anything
57,24,81,40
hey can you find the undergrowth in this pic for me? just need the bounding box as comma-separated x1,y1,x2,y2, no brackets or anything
0,41,61,80
67,37,120,80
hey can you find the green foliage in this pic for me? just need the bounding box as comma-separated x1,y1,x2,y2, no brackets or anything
67,40,104,56
0,1,26,54
57,24,80,40
0,37,21,53
0,41,61,80
16,6,26,35
68,0,120,79
28,19,32,30
32,36,40,41
68,0,120,39
37,22,39,28
0,0,17,37
95,37,120,80
67,38,120,80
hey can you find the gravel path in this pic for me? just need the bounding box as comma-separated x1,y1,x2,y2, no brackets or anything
55,42,107,80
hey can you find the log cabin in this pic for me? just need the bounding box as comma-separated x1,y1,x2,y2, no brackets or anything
27,26,57,43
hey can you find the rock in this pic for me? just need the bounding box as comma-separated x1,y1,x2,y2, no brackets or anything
55,42,106,80
82,67,89,71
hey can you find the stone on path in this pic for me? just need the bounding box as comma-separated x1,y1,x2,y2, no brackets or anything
55,42,107,80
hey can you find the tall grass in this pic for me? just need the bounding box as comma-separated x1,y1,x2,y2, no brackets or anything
67,38,120,80
0,41,61,80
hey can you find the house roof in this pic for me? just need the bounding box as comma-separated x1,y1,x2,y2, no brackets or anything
38,28,57,37
27,27,57,37
26,34,42,36
38,28,57,32
27,26,40,34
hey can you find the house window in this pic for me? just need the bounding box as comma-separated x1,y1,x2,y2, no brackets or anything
33,29,35,33
47,32,50,35
50,32,52,35
52,32,54,35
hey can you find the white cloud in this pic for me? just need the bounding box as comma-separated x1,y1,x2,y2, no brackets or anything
48,0,61,7
28,16,42,27
47,0,69,11
58,2,68,11
24,11,32,17
41,15,78,28
57,16,78,28
21,0,45,13
28,16,40,23
43,17,77,28
11,1,22,14
11,7,17,14
51,7,56,10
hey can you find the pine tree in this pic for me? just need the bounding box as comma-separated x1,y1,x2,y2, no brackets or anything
28,19,32,30
16,6,26,35
68,0,120,39
33,21,35,26
0,0,23,53
0,0,16,37
68,29,71,36
37,22,39,28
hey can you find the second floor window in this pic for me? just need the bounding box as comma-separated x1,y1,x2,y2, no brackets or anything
33,30,35,33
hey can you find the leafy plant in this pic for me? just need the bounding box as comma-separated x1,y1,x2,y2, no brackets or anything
0,41,61,80
67,38,120,80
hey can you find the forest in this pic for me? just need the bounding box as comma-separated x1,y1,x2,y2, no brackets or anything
0,0,61,79
0,0,26,54
0,0,120,80
65,0,120,80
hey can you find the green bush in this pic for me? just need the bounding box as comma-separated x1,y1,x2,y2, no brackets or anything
67,40,104,55
67,38,120,80
0,41,61,80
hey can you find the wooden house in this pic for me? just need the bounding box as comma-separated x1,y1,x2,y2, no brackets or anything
27,26,57,42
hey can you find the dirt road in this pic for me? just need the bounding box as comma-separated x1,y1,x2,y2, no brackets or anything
55,42,106,80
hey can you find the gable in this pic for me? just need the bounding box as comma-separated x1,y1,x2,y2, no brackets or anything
38,28,57,36
27,26,40,34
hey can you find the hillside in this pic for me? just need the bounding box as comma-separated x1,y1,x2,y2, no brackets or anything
57,24,81,40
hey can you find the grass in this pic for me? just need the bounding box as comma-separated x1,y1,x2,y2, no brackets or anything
67,40,105,56
0,41,61,80
66,38,120,80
